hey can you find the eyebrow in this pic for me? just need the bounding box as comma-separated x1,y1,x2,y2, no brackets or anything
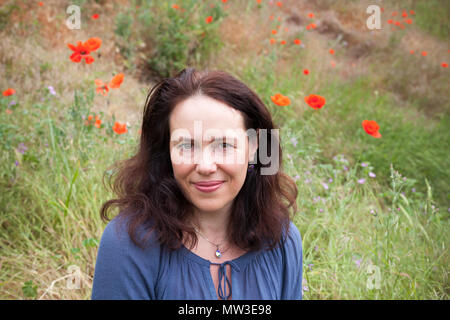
174,136,237,144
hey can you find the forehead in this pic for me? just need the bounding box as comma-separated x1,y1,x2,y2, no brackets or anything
169,95,246,136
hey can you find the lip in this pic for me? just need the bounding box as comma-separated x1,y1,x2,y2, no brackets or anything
193,181,224,193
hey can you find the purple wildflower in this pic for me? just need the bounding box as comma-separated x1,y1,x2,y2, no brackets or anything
322,182,329,190
369,172,376,178
343,165,349,171
354,259,362,268
9,100,16,106
14,161,19,166
361,162,368,167
357,178,366,184
305,178,311,184
17,142,27,154
412,188,416,192
328,178,333,183
290,137,298,147
48,86,56,96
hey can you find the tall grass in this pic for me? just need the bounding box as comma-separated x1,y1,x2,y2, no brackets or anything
0,0,448,300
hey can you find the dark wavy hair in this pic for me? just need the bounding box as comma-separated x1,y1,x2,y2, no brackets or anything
100,67,298,252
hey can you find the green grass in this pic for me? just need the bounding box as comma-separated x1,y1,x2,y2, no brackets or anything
0,0,448,300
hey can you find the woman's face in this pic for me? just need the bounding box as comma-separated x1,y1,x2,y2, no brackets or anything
169,94,258,215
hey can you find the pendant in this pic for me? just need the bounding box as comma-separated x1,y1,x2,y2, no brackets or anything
215,247,222,258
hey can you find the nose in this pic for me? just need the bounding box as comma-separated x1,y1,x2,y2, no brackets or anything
195,149,217,175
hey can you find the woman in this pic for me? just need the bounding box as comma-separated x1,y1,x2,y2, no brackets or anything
91,67,302,300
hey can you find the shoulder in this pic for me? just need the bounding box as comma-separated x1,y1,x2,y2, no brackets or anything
98,215,161,261
282,221,302,252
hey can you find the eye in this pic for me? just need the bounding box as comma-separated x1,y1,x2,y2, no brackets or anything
219,142,235,149
178,142,194,150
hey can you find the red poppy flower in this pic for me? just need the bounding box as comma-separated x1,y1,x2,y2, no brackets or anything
92,14,99,20
405,19,412,24
410,50,415,54
113,122,128,135
271,29,277,34
95,79,109,96
410,10,415,15
109,73,124,89
306,25,311,30
222,0,228,3
308,13,314,18
2,88,15,96
391,11,398,17
329,48,335,55
271,93,291,106
276,1,282,7
362,120,381,138
67,38,101,64
421,51,427,56
387,19,393,24
304,94,326,109
310,23,316,29
206,16,213,23
394,21,400,26
280,40,286,45
38,2,43,6
303,69,309,75
294,39,301,45
172,4,180,9
270,38,276,44
84,37,102,52
442,63,448,68
402,11,408,17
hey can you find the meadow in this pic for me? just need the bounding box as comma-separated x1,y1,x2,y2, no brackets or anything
0,0,448,299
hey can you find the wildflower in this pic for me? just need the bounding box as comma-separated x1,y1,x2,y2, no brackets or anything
14,161,19,166
294,39,301,45
303,69,309,75
343,165,349,171
290,137,298,147
304,178,311,184
391,11,398,17
271,93,291,106
405,19,412,24
357,178,366,184
319,208,324,213
222,0,228,3
302,278,309,293
307,264,313,271
329,48,335,55
17,142,27,154
354,258,362,268
67,38,101,64
328,178,333,183
276,1,282,7
421,51,427,56
369,172,376,178
387,19,393,24
402,11,408,17
113,122,128,135
442,62,448,68
92,14,99,20
310,23,316,29
294,174,300,181
9,100,16,106
362,120,382,138
3,88,15,96
306,25,311,30
270,38,276,44
172,4,180,9
271,29,277,34
322,182,329,190
308,13,314,18
205,16,213,24
412,188,416,192
280,40,286,45
410,10,415,15
48,86,56,95
410,50,415,54
109,73,124,89
95,79,109,96
38,2,43,6
304,94,326,109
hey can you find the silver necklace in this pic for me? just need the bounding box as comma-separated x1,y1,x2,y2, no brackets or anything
193,226,228,258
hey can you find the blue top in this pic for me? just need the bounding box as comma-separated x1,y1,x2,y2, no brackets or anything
91,216,303,300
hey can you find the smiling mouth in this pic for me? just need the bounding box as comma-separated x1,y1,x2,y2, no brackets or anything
193,181,224,193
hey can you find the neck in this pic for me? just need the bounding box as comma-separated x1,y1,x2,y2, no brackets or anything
190,203,233,243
